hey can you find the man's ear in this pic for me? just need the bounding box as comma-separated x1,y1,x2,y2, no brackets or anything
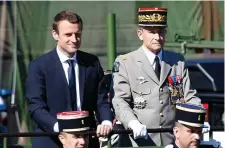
137,29,143,40
52,30,59,41
58,134,66,145
173,127,179,139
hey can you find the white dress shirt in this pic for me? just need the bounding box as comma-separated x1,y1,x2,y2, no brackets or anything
54,46,112,132
142,45,162,70
56,46,81,111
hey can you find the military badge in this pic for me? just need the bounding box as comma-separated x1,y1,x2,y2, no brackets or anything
112,61,120,72
168,76,178,105
176,75,182,84
168,75,185,104
133,93,147,109
176,75,184,103
137,76,148,84
172,76,177,84
167,76,174,90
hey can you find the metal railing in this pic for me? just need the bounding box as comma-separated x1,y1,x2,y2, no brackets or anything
0,126,224,148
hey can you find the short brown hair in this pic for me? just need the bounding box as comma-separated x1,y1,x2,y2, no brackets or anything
52,10,83,33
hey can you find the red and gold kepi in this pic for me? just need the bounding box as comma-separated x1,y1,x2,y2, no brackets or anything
57,111,90,132
138,7,167,27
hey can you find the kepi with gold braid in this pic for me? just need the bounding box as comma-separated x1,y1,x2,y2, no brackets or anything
175,103,207,128
138,7,167,27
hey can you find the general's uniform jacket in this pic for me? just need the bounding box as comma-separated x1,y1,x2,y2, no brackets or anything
164,143,179,148
112,47,201,146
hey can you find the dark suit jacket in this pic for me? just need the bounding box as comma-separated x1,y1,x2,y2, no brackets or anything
26,48,112,148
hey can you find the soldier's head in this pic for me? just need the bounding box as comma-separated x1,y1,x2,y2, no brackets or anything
58,132,88,148
173,103,207,148
137,7,167,54
57,111,90,148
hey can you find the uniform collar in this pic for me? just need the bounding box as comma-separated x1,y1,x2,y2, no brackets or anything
142,45,162,66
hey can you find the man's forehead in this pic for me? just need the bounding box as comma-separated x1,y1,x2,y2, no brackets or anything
63,132,77,135
57,20,82,31
142,26,166,31
68,132,87,136
182,124,202,131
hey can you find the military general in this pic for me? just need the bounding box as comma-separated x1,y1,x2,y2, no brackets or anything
112,7,202,147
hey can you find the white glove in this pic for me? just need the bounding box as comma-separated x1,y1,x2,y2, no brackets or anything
128,120,148,139
202,122,210,133
53,122,59,132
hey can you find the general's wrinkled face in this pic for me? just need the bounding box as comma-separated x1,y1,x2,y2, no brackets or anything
58,132,89,148
174,124,202,148
52,20,82,57
137,26,166,54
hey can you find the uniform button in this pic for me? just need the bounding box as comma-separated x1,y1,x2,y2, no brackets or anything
159,88,163,92
160,113,163,117
159,100,163,104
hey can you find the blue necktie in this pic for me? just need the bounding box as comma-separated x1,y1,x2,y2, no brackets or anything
67,59,77,110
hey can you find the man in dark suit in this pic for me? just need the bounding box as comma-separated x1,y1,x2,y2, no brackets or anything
26,10,113,148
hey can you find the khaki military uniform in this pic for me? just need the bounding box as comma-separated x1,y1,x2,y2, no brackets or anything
112,47,201,146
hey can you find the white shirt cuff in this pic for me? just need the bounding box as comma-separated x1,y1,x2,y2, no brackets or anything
53,122,59,132
101,120,112,128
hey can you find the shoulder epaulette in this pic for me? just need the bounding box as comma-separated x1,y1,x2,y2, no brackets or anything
118,55,127,61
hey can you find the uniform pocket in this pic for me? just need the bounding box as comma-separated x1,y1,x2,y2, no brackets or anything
132,85,151,95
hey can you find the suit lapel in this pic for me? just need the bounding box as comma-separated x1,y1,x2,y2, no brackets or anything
50,48,72,110
136,47,159,85
159,50,171,87
77,51,86,107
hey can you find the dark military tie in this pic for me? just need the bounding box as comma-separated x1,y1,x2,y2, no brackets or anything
154,56,161,80
67,59,77,110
